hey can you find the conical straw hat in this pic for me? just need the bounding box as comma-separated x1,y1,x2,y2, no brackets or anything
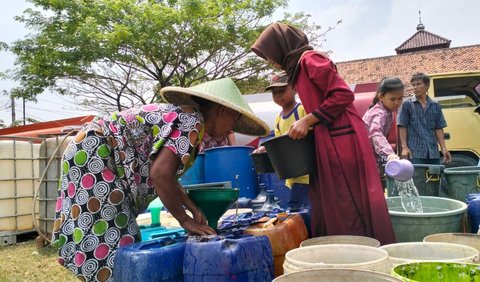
160,78,270,136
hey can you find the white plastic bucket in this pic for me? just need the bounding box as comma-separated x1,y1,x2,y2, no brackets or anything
273,268,402,282
300,235,380,248
423,233,480,253
380,242,479,271
283,244,389,274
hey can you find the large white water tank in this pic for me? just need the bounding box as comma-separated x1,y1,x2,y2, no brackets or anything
0,139,40,232
38,135,75,240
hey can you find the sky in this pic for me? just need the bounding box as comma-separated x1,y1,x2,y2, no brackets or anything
1,0,480,124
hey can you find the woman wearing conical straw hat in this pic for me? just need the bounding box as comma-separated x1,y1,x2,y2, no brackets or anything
51,77,269,281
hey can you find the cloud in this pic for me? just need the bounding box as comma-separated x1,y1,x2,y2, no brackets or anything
285,0,480,62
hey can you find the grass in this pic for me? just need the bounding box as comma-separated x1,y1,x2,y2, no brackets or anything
0,236,77,282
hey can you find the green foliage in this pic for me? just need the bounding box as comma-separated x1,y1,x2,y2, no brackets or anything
7,0,336,113
9,117,40,127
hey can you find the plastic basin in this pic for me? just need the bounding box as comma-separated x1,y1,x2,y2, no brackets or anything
273,268,402,282
300,235,380,248
387,196,467,242
250,152,275,173
423,233,480,253
380,242,479,271
283,244,390,274
262,130,316,180
442,166,480,201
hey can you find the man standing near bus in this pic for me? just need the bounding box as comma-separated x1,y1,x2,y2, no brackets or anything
397,72,452,165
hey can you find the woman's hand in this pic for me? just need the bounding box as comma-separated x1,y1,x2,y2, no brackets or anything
253,146,266,153
179,216,216,236
150,147,216,236
179,190,216,235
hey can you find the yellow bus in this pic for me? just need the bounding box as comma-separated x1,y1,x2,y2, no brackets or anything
428,71,480,167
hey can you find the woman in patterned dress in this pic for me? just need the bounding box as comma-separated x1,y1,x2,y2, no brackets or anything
51,78,269,281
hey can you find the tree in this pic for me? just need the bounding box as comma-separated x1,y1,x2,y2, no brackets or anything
6,0,334,114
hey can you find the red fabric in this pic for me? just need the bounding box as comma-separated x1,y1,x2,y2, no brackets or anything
296,51,396,245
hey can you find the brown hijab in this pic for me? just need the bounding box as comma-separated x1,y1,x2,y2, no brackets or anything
251,22,313,83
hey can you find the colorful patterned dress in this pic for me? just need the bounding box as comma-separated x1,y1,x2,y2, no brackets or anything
51,104,203,282
198,132,229,152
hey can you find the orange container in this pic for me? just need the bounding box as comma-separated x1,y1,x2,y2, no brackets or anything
244,213,308,277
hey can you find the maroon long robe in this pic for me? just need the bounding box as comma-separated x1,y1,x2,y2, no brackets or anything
295,51,396,245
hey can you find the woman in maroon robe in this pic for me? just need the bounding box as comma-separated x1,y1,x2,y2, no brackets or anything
251,22,396,245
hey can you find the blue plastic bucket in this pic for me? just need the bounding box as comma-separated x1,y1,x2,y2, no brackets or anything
204,146,258,199
179,153,205,186
183,235,274,282
466,193,480,233
113,235,187,282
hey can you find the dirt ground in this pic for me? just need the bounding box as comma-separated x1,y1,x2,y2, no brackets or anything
0,234,76,282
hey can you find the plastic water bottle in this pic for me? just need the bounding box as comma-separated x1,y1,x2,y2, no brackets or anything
257,190,281,212
148,197,164,226
251,182,267,210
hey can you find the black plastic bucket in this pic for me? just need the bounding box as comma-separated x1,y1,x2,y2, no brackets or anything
262,131,316,180
250,152,275,173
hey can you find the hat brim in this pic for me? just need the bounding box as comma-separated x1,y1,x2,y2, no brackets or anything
264,82,289,91
160,86,270,137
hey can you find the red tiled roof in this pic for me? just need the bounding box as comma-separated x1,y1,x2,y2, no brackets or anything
336,44,480,89
395,30,451,54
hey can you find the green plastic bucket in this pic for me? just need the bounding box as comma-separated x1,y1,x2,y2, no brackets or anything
442,166,480,201
392,262,480,282
386,196,467,242
386,164,444,197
